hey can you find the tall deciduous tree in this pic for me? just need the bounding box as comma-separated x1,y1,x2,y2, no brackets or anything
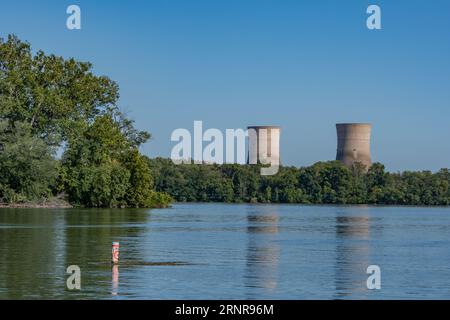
0,121,58,203
0,34,168,208
0,35,119,145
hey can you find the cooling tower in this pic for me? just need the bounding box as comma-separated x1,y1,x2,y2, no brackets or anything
336,123,372,169
247,126,281,166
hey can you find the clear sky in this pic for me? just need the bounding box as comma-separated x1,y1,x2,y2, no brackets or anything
1,0,450,171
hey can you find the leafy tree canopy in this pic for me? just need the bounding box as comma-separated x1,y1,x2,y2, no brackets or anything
0,34,168,208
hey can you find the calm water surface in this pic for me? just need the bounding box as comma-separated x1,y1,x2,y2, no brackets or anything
1,203,450,299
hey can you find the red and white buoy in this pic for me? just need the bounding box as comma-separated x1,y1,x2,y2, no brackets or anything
112,242,120,264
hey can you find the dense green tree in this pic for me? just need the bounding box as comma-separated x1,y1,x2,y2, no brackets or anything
148,158,450,206
0,121,58,203
0,34,169,208
61,114,169,208
123,149,155,207
0,35,120,146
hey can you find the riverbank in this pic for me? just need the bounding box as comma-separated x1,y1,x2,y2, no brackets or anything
0,194,173,209
0,197,73,209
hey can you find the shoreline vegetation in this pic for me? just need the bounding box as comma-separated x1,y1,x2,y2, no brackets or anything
4,156,450,208
149,158,450,207
0,34,171,209
0,197,73,209
1,35,450,208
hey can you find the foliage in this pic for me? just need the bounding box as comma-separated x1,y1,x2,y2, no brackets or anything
149,158,450,206
0,121,58,203
0,35,120,146
61,114,167,208
0,34,167,208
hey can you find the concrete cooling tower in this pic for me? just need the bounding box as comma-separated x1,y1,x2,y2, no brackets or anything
247,126,281,166
336,123,372,169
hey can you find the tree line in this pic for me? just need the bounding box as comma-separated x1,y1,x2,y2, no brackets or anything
2,35,449,208
0,35,171,208
149,158,450,206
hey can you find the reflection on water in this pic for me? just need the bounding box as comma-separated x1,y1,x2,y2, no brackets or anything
245,206,280,295
111,265,119,296
0,210,67,299
334,208,371,299
1,204,450,299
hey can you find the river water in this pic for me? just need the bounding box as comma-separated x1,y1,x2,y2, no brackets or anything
0,203,450,299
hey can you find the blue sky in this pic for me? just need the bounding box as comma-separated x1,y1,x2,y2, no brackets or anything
1,0,450,171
